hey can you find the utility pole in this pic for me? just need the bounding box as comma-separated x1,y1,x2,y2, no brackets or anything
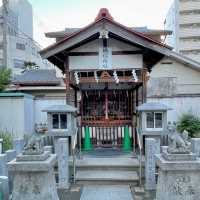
2,0,9,68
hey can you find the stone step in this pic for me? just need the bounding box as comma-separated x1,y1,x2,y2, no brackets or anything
134,195,143,200
134,186,145,195
71,157,140,170
76,170,139,185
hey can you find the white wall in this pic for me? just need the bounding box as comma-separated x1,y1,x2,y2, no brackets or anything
148,56,200,123
0,96,34,138
147,97,200,123
150,57,200,95
69,54,142,70
0,95,66,138
69,38,143,70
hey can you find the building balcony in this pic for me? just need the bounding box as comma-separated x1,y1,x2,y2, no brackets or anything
179,2,200,11
179,15,200,25
179,27,200,38
179,40,200,51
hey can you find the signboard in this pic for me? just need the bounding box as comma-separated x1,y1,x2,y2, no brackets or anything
99,47,112,69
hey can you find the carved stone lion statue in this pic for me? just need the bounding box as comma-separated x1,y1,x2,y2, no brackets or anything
23,134,44,155
167,122,191,154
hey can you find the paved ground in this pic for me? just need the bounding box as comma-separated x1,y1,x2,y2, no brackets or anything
80,185,133,200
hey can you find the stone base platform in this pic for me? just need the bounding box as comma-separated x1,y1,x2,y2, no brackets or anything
156,154,200,200
8,153,59,200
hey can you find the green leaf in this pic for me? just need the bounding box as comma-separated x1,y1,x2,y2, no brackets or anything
0,67,12,91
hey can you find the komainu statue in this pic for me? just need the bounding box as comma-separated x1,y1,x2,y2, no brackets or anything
167,122,191,154
23,134,44,155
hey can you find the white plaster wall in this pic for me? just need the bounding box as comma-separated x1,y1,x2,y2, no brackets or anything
34,98,66,124
147,97,200,123
69,38,142,70
0,97,25,138
69,54,142,70
150,57,200,94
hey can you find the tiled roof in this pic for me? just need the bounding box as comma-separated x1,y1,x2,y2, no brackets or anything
137,102,172,111
41,8,170,55
45,27,171,39
40,8,200,72
43,105,77,113
0,92,33,99
12,69,61,86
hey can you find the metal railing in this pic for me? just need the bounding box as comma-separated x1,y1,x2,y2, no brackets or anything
72,128,78,184
136,128,142,186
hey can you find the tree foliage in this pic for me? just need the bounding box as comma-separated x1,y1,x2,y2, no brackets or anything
0,131,13,152
22,61,39,73
0,67,12,91
177,113,200,137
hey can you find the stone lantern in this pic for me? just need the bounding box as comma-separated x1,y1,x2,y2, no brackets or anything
137,102,171,151
43,105,77,154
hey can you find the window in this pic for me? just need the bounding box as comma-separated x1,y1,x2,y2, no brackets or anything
52,114,67,130
146,112,163,131
16,43,25,51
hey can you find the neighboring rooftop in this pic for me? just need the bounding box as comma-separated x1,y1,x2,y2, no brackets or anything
137,102,172,111
0,92,33,99
45,26,172,40
12,69,61,86
43,105,77,113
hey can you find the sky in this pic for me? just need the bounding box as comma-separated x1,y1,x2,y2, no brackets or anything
2,0,174,47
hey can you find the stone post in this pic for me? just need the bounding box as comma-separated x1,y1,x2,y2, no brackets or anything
5,150,16,193
191,138,200,157
0,154,8,176
57,138,69,189
0,139,3,154
44,146,53,154
145,138,160,190
0,176,9,200
13,139,24,155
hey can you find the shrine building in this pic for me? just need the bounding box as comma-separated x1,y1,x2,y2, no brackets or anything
40,8,200,149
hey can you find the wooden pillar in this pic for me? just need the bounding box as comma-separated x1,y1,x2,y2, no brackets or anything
136,86,139,107
105,90,108,120
74,89,78,108
64,56,71,105
142,68,148,103
80,91,84,121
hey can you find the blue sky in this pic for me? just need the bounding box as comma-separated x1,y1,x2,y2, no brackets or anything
28,0,174,47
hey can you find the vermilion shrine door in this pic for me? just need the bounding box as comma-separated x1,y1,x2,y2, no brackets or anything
81,90,134,148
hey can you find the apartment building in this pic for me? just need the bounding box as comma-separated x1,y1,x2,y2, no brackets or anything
0,0,53,74
165,0,200,63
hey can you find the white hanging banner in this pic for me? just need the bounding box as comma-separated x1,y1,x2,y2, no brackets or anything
99,47,112,69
